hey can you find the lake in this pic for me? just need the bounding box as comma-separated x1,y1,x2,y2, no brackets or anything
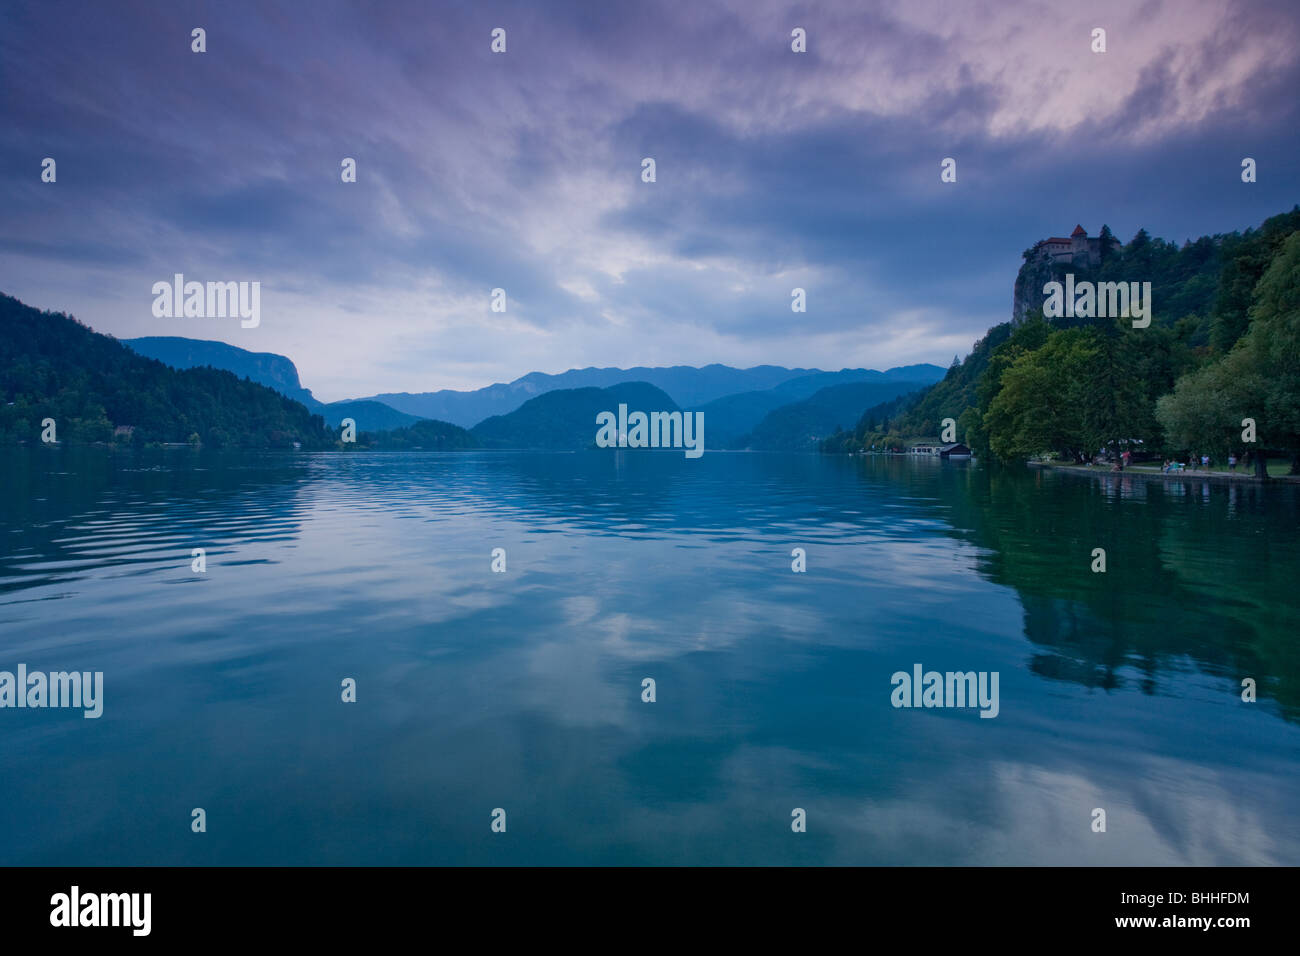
1,448,1297,865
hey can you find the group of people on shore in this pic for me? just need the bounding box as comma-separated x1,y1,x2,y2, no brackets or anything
1082,449,1254,475
1160,453,1239,473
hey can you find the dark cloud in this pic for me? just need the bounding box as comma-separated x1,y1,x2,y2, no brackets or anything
1,0,1297,398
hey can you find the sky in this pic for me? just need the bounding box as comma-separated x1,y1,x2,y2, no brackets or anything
2,0,1299,402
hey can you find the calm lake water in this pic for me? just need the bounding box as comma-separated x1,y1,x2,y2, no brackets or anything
1,448,1297,865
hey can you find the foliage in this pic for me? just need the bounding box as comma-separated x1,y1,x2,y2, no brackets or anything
1157,231,1300,464
823,207,1300,472
0,293,334,448
360,417,478,449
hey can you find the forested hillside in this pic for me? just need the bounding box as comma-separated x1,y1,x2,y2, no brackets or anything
361,417,479,449
822,207,1300,473
736,379,931,450
0,294,334,448
471,382,681,450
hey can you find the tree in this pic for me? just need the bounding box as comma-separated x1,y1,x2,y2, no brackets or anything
1243,231,1300,470
1154,357,1254,461
985,330,1092,462
956,406,984,453
1210,206,1300,353
0,293,335,448
1073,319,1156,464
1098,224,1116,268
1157,231,1300,474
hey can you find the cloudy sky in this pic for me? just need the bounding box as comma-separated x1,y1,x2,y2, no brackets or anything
3,0,1299,401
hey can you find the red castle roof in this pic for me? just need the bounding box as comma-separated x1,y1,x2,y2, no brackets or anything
1071,224,1087,237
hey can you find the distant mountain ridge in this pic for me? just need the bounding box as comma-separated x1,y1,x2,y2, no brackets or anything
365,364,808,425
123,336,947,433
471,382,681,450
737,380,932,450
466,377,941,453
7,303,948,452
698,366,946,444
360,362,947,428
321,400,425,432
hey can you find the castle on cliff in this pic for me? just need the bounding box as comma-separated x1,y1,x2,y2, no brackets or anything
1012,224,1123,322
1029,224,1119,268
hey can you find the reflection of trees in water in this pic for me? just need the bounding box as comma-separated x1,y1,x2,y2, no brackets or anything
458,454,1297,722
939,463,1300,721
5,447,1293,721
1019,594,1124,692
0,447,312,594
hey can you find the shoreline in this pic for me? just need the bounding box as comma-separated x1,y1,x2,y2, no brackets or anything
1027,460,1300,484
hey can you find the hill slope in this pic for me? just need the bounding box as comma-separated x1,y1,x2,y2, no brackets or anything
738,380,934,450
360,363,945,428
471,382,683,450
319,400,425,432
124,336,424,429
1,294,333,448
822,206,1300,467
124,336,316,405
700,365,946,444
364,417,479,449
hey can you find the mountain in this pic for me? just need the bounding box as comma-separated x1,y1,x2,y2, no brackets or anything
362,364,806,427
364,417,478,449
319,400,425,432
360,362,947,428
124,336,317,406
123,336,418,430
1,294,333,448
869,364,951,383
736,380,935,450
819,391,923,453
471,382,680,450
699,365,947,444
120,339,947,434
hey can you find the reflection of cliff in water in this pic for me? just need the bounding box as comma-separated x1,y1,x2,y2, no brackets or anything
935,461,1300,722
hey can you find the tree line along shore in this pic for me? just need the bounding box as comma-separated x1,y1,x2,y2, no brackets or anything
822,207,1300,480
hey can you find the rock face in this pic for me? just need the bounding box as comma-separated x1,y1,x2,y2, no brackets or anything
1012,254,1062,325
125,336,317,407
1012,225,1121,324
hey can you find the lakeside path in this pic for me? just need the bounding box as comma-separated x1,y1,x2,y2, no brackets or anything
1028,461,1300,485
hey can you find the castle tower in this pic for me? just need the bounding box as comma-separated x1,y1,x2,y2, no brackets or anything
1070,224,1089,262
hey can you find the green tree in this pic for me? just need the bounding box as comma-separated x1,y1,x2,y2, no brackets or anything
1243,230,1300,470
1073,319,1154,463
985,330,1091,462
1209,206,1300,353
1098,224,1116,268
1157,231,1300,474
